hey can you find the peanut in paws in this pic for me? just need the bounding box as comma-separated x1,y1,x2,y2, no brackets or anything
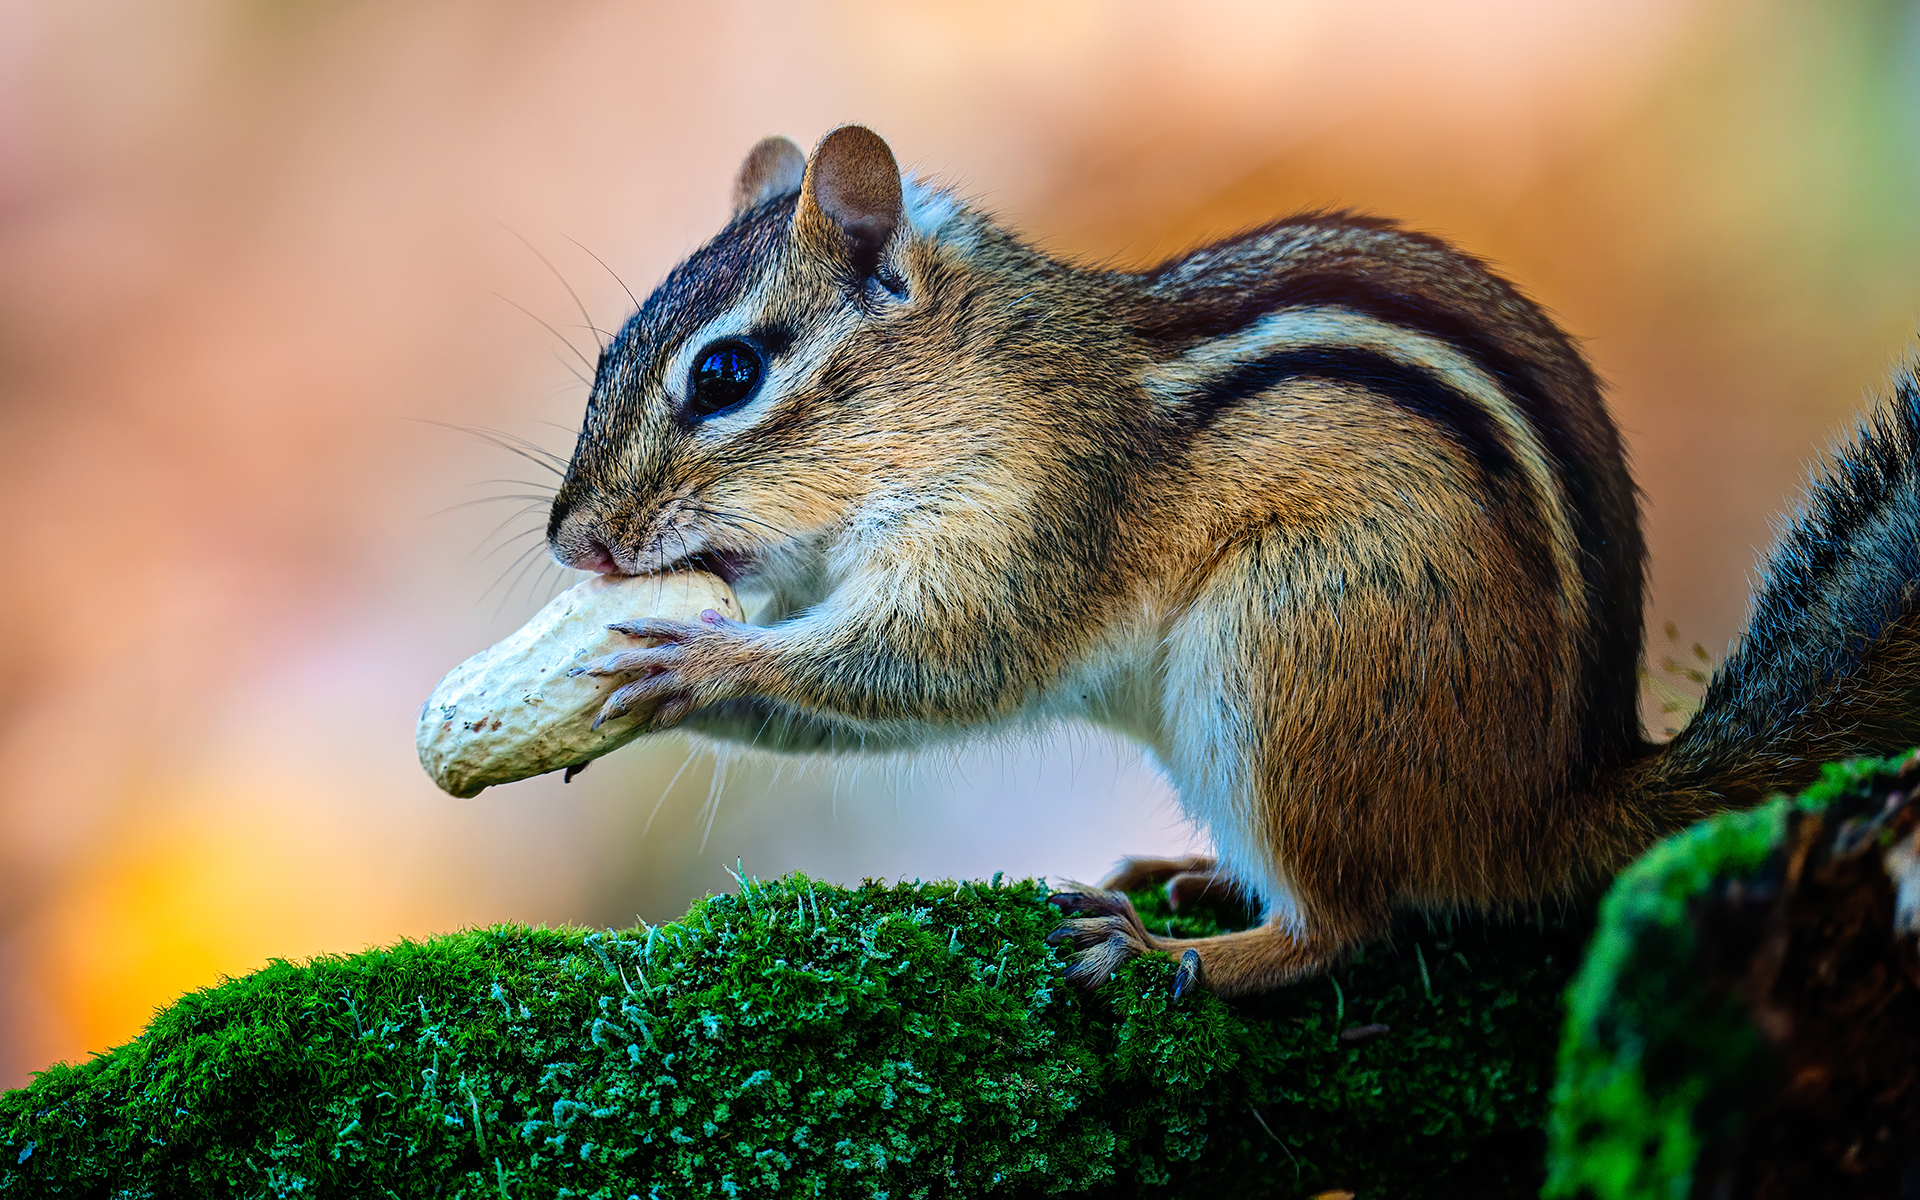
415,570,740,797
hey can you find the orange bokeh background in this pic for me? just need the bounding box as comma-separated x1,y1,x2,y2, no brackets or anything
3,0,1918,1088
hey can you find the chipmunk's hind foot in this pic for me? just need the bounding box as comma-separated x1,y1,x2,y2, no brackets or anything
1099,854,1243,913
1047,883,1335,997
1047,884,1155,987
1100,854,1215,892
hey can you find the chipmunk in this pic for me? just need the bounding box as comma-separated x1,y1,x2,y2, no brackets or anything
543,126,1920,998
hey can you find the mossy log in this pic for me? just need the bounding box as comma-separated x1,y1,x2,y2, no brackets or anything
1547,754,1920,1199
2,871,1589,1198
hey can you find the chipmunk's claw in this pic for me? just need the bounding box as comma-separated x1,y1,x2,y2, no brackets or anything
1172,948,1202,999
582,619,715,727
570,643,686,679
590,683,636,728
606,608,739,642
605,616,701,642
1048,886,1209,996
591,673,682,727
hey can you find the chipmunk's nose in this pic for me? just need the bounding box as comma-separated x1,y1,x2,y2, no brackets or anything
573,537,619,574
548,510,625,574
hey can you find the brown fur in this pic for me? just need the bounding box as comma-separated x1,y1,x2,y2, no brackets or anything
544,126,1920,997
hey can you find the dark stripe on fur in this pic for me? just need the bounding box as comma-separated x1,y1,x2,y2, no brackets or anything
604,195,799,403
551,196,800,534
1183,345,1519,482
1137,215,1645,771
1177,345,1555,594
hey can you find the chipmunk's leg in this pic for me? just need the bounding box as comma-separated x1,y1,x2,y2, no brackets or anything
1053,525,1418,996
1099,856,1240,912
1100,855,1214,891
581,601,936,754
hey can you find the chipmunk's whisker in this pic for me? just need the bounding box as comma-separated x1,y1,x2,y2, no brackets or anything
413,420,569,476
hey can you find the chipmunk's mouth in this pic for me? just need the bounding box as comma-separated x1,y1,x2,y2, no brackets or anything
662,549,753,589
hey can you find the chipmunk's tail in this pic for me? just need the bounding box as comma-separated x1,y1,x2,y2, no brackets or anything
1620,357,1920,849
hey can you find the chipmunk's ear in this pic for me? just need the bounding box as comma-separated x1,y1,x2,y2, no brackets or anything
731,136,806,216
795,125,902,281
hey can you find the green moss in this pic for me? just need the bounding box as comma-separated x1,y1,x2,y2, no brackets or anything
1,874,1588,1198
1543,754,1911,1200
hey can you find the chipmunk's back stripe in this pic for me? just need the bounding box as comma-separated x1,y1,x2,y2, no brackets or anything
1261,273,1635,715
1187,345,1518,483
1138,223,1647,764
1181,343,1557,593
1143,270,1600,505
1140,263,1614,573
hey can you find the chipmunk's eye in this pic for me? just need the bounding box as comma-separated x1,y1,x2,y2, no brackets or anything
686,339,763,419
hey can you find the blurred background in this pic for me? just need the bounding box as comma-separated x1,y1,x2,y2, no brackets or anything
2,0,1918,1088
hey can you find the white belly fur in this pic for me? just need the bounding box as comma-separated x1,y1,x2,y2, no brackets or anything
1024,621,1305,932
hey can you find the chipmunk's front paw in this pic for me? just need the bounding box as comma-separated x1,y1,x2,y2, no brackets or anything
572,608,758,729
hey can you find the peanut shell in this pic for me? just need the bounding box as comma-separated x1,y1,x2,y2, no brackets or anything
416,571,739,797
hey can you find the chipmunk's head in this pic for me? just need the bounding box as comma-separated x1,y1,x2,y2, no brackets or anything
547,125,968,589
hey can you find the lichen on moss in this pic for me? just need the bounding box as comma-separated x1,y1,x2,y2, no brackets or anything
3,873,1588,1198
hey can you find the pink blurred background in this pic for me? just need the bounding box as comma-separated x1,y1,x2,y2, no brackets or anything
3,0,1918,1088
